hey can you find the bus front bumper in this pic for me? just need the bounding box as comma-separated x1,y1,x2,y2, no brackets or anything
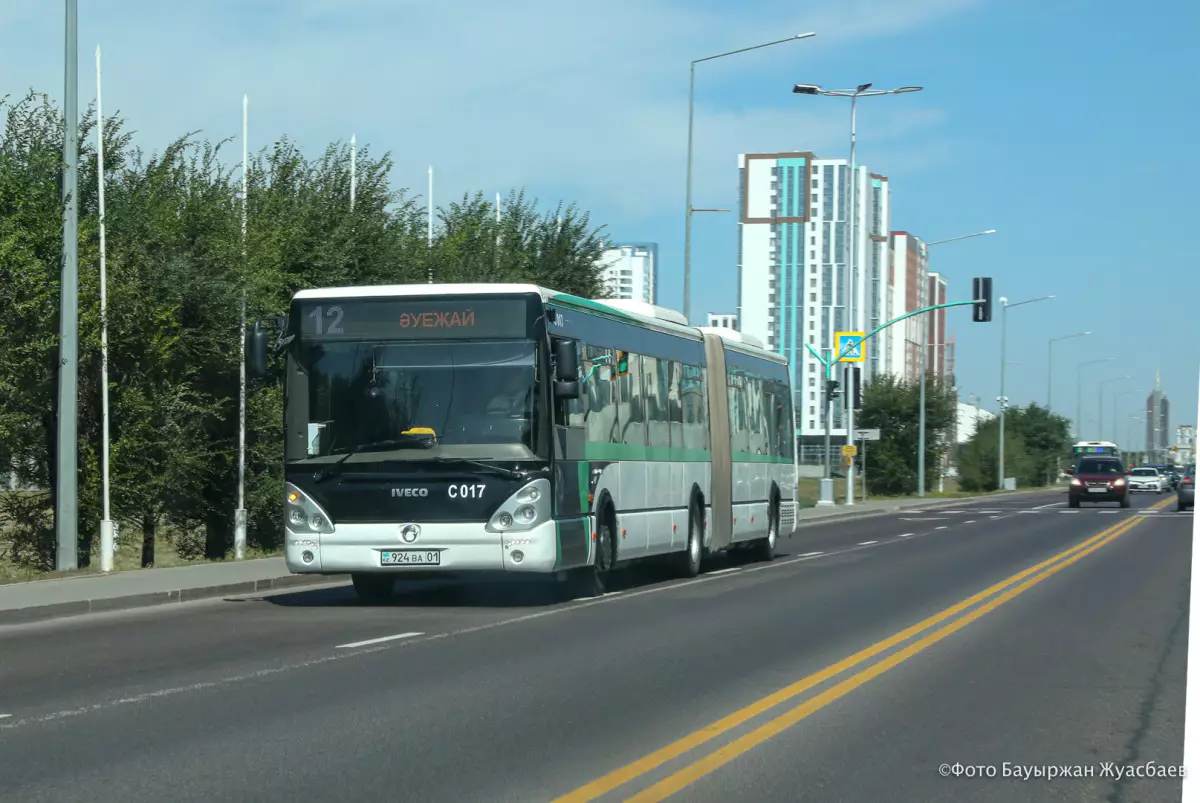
284,520,561,575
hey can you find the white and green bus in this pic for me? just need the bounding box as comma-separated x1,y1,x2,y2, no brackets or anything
247,283,798,601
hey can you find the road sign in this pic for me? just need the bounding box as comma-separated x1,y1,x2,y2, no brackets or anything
842,444,858,457
835,331,866,363
854,428,881,441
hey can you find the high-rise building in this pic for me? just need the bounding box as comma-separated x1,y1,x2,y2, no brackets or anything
925,271,949,378
887,232,929,382
735,151,890,440
1145,370,1170,453
706,313,738,330
597,243,657,304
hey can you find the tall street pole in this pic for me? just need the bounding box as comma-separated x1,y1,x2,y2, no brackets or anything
683,33,815,322
56,0,80,571
1047,331,1090,412
235,94,248,561
997,294,1054,489
1076,357,1115,441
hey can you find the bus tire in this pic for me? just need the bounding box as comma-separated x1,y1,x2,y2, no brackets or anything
674,500,703,579
570,507,615,598
752,495,779,563
352,573,395,604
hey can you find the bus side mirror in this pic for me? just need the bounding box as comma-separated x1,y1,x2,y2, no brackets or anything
246,322,271,379
553,337,581,400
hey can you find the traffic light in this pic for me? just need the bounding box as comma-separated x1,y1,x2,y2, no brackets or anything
844,366,862,410
615,351,630,376
972,277,993,323
825,378,839,401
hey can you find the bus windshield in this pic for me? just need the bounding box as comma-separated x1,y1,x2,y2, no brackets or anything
291,338,543,463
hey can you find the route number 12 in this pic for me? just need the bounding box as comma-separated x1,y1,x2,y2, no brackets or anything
308,305,344,335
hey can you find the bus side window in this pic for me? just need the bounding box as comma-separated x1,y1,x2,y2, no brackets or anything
668,361,683,451
566,342,590,428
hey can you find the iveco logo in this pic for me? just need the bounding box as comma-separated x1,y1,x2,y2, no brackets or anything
399,524,421,543
391,487,429,498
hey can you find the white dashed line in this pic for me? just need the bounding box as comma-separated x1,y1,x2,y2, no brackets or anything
964,520,976,524
0,714,10,720
1059,510,1080,514
707,567,741,576
897,533,913,538
935,525,948,530
797,551,825,558
336,631,424,650
858,540,878,545
1033,501,1062,509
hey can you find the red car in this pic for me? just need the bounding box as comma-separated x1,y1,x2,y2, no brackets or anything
1065,456,1130,508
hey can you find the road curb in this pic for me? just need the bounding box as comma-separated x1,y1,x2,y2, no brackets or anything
0,572,350,627
789,488,1061,532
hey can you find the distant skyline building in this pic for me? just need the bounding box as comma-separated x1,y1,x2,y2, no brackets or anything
707,313,738,330
597,242,658,304
735,151,891,440
1146,370,1170,453
926,270,949,379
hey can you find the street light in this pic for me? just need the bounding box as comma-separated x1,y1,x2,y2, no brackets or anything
998,294,1055,489
1047,331,1090,411
1076,357,1116,440
1112,389,1139,442
682,32,816,323
915,229,996,497
792,81,923,505
1096,375,1131,444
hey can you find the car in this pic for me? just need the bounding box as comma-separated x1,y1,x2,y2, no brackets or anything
1179,465,1195,511
1127,466,1165,494
1066,456,1132,508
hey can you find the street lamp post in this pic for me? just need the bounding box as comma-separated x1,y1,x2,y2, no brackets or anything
792,82,922,504
916,229,995,497
1076,357,1116,440
1047,331,1090,412
997,295,1055,490
1096,375,1131,444
682,33,816,323
1111,389,1139,442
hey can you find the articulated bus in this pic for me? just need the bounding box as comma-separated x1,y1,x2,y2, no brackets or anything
247,283,798,602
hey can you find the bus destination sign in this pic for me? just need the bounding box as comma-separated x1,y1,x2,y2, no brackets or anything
296,296,532,340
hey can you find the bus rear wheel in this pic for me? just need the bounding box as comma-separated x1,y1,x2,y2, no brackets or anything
751,497,779,563
674,501,703,579
352,573,395,604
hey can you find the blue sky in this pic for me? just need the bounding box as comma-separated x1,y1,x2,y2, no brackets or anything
2,0,1196,448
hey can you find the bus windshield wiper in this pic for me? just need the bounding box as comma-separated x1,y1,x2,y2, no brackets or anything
313,434,437,482
429,458,531,481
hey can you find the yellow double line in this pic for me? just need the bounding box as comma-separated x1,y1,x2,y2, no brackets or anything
555,496,1176,803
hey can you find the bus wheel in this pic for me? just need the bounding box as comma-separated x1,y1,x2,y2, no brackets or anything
674,501,703,578
570,515,615,598
752,498,778,563
352,573,395,604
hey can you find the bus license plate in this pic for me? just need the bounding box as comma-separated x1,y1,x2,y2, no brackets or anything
381,550,441,566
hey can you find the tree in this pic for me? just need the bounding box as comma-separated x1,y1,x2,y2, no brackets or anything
0,89,614,575
957,417,1037,492
856,373,957,496
1000,403,1072,485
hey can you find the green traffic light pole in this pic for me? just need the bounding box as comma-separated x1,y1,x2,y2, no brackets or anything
806,299,982,500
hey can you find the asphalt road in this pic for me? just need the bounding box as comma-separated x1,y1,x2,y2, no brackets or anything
0,489,1190,802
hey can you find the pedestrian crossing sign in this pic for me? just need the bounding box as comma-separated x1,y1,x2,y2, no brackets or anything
835,331,866,363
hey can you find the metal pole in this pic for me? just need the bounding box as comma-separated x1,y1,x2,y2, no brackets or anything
97,45,114,573
683,62,696,322
55,0,80,572
349,134,356,212
844,96,858,505
997,300,1007,490
823,372,833,479
1046,339,1053,411
918,317,927,497
234,94,248,561
1076,364,1083,441
427,165,434,281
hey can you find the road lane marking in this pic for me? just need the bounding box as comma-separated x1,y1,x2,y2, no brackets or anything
897,533,913,538
964,520,976,524
0,714,10,719
706,567,741,576
552,512,1151,803
618,514,1165,802
857,540,878,545
1033,501,1061,509
797,552,824,558
935,526,948,530
336,632,424,649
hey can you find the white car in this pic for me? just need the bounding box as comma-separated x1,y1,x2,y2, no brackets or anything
1127,466,1164,493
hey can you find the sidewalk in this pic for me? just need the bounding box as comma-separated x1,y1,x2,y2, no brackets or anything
0,488,1059,627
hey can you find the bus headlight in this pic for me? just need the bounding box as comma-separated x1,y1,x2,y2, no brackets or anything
286,482,336,535
486,478,551,533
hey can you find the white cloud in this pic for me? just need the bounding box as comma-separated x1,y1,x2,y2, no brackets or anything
1,0,979,219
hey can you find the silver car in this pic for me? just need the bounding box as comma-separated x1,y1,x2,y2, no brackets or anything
1127,467,1164,494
